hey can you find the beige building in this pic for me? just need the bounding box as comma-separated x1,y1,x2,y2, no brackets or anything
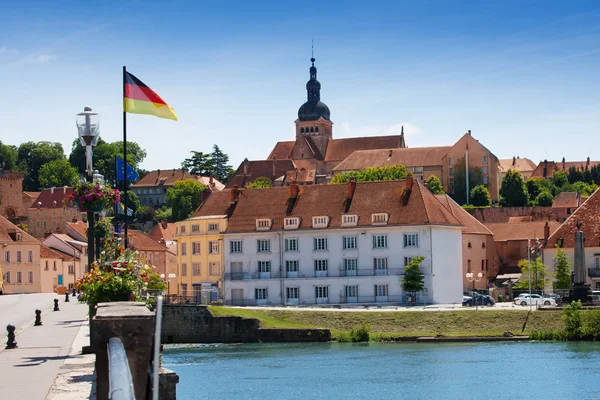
0,216,41,294
0,171,39,221
28,186,79,239
499,157,537,181
42,232,87,288
40,245,75,293
175,191,230,300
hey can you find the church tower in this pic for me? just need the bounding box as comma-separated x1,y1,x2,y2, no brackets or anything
293,57,333,160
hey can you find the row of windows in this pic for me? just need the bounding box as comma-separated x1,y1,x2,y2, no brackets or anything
229,234,419,254
178,223,220,234
466,259,490,272
300,126,319,134
180,262,221,276
255,285,391,300
30,208,77,217
449,156,488,166
236,257,417,274
181,241,220,256
135,187,166,195
4,250,34,263
4,271,34,284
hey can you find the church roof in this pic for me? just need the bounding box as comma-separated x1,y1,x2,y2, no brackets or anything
268,141,295,160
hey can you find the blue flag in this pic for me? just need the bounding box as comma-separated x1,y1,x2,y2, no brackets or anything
116,156,139,181
117,202,134,217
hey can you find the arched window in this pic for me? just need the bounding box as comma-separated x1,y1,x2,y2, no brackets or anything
482,242,486,249
300,128,304,133
310,127,314,133
315,126,319,132
467,242,472,248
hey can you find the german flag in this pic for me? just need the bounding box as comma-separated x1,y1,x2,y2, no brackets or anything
123,72,178,121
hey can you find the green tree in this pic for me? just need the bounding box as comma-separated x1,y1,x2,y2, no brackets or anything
526,177,556,199
246,177,273,189
554,247,572,290
181,151,214,175
17,141,67,191
565,181,598,197
500,169,529,206
535,190,554,207
166,179,207,221
470,185,491,206
0,141,17,171
515,257,551,290
38,159,78,188
552,170,569,189
402,256,426,303
135,205,156,222
147,273,167,292
426,175,444,194
451,157,484,206
210,145,232,182
331,164,409,184
567,166,584,184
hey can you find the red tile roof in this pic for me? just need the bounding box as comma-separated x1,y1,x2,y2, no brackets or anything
66,221,87,240
193,190,234,217
333,146,451,172
434,194,493,235
218,179,461,233
267,141,295,160
499,157,537,173
40,245,65,259
148,221,177,243
128,229,171,252
0,216,39,243
132,169,195,188
323,135,404,162
485,221,560,242
197,176,225,191
226,159,295,189
30,187,74,210
552,192,580,209
531,160,600,178
547,188,600,248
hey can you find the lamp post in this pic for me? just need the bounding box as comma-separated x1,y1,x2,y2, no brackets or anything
466,272,483,310
160,273,177,302
76,107,100,271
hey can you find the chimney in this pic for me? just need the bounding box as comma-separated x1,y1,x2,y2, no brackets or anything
544,222,550,243
388,150,393,158
173,168,176,176
468,130,472,135
562,157,566,171
290,181,299,198
231,185,240,202
347,179,356,197
543,159,548,178
63,186,67,194
243,159,248,175
161,218,168,229
72,216,78,223
272,160,276,179
512,156,516,166
587,157,590,168
405,176,413,191
157,169,161,176
50,187,55,194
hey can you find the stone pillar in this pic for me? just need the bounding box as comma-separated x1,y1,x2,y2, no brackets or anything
91,302,155,400
159,368,179,400
574,229,586,285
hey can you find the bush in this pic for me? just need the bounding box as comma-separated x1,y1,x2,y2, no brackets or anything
563,300,583,339
535,190,554,207
583,310,600,339
349,323,371,342
529,330,568,341
498,294,504,303
470,185,491,206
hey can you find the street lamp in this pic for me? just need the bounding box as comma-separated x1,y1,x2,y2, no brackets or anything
76,107,100,271
160,273,177,297
466,272,483,310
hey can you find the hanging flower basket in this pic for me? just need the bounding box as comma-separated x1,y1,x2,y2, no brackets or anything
64,180,120,213
76,199,105,213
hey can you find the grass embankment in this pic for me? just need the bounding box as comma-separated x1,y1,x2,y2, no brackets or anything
208,307,564,340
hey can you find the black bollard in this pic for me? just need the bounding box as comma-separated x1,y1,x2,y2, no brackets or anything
65,292,70,302
72,288,77,297
53,299,60,311
5,324,17,349
34,309,42,326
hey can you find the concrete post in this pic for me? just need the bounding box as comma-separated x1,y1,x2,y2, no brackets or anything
91,302,155,400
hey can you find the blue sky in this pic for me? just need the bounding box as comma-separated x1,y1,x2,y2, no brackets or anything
1,0,599,172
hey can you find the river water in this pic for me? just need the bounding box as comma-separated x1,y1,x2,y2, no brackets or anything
163,342,600,400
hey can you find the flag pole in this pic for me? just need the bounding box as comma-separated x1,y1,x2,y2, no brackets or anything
123,65,129,248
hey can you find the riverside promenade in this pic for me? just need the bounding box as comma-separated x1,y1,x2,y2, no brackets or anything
0,294,92,400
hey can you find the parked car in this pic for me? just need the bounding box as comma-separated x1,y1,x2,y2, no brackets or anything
543,293,562,304
514,294,556,306
463,294,495,307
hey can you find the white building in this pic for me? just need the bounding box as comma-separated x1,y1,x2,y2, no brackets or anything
194,179,465,306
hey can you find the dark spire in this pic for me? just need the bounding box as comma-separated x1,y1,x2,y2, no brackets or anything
297,52,330,122
307,56,320,101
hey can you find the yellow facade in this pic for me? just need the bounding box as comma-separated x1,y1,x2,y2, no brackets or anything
175,215,227,299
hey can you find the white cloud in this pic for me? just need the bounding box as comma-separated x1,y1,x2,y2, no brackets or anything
339,122,421,138
32,54,57,63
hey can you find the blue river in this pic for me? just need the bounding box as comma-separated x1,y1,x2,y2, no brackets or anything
163,342,600,400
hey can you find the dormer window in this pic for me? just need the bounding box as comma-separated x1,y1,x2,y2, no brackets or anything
16,233,22,242
342,214,358,227
284,217,300,230
312,216,329,228
371,213,388,225
256,219,272,231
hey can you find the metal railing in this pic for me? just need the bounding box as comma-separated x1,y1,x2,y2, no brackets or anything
107,337,135,400
163,294,222,305
225,268,405,280
339,295,411,305
589,268,600,278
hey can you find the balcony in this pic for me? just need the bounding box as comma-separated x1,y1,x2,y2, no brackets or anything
225,268,405,280
589,268,600,278
339,268,404,277
225,271,283,280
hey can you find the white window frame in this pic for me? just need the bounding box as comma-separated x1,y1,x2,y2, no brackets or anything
258,261,271,273
255,288,268,300
314,259,328,275
344,258,357,272
192,262,201,276
181,263,187,276
256,219,272,231
315,286,329,298
28,251,33,262
17,271,22,284
342,214,358,227
404,257,415,266
286,260,299,272
257,239,271,253
374,257,388,275
285,238,299,252
28,271,33,284
373,234,388,249
312,216,329,228
482,155,488,164
284,217,300,230
191,224,200,232
371,213,388,225
181,225,186,234
208,223,219,232
375,284,388,296
4,251,9,263
209,262,220,275
230,240,243,254
345,285,358,298
16,251,22,263
343,236,357,250
192,242,201,255
483,175,489,185
314,237,328,251
404,233,419,248
209,241,220,254
286,287,299,299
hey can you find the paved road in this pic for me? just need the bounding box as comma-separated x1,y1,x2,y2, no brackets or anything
0,293,63,342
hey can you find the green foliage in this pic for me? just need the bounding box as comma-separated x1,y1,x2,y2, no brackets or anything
331,164,409,184
535,190,554,207
181,144,232,182
553,247,572,290
210,145,232,183
562,301,583,340
565,181,598,197
514,257,551,290
17,141,67,191
121,190,140,212
38,159,78,188
402,256,426,299
135,205,156,222
155,207,172,222
567,166,584,184
426,175,444,194
0,141,18,171
500,169,529,206
526,177,556,199
147,273,167,292
529,329,568,341
246,176,273,189
450,157,484,206
166,179,206,221
498,294,504,303
470,185,491,206
350,323,371,342
552,170,569,189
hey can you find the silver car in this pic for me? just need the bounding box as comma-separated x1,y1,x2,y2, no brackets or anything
514,294,556,306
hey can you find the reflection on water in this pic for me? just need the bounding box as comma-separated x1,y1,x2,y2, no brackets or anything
164,342,600,400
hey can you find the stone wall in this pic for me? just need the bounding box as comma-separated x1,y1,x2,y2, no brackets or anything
467,206,553,223
161,304,331,344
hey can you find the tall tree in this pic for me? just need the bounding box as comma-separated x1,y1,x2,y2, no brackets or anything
0,141,17,171
470,185,491,206
553,247,572,290
402,256,426,303
500,169,529,206
526,177,556,199
17,141,66,191
210,145,232,182
38,159,78,188
166,179,207,221
181,151,214,175
515,257,551,290
451,157,483,206
567,166,584,184
552,170,569,189
426,175,444,194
